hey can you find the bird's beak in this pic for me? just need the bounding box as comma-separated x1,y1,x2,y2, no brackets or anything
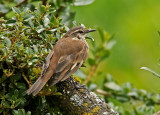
86,29,96,33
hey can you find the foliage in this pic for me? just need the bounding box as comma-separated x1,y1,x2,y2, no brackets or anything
101,74,160,115
0,0,95,114
141,67,160,78
82,28,160,115
0,0,159,115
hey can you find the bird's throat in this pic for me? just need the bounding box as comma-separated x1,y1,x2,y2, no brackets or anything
72,36,85,41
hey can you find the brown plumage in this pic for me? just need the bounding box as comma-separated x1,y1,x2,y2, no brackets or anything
27,26,96,96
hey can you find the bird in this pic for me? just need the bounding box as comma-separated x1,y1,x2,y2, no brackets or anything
27,26,96,96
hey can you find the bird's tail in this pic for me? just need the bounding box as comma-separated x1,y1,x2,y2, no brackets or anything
27,70,54,96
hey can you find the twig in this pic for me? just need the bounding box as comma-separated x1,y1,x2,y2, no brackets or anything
95,89,111,97
42,0,48,5
22,72,31,86
84,64,97,84
153,111,160,115
15,0,28,7
39,11,47,20
55,6,64,18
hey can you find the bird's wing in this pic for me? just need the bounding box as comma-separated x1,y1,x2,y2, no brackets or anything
55,54,74,73
60,61,83,81
48,49,87,87
41,50,54,77
48,54,75,86
60,45,88,82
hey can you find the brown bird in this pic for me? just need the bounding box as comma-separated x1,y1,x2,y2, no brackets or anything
27,26,96,96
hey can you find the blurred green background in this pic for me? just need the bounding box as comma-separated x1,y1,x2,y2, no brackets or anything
71,0,160,92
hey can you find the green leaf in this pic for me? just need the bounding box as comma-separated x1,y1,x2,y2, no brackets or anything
44,16,50,27
26,111,31,115
37,28,45,33
28,20,34,28
14,101,21,108
0,4,10,13
158,30,160,37
108,98,122,106
98,50,110,62
39,4,45,15
12,73,21,81
33,45,38,53
22,7,29,12
50,14,55,23
105,40,116,50
108,32,116,41
0,109,2,113
12,7,21,15
16,83,26,89
14,89,19,98
61,10,75,26
73,0,95,6
12,110,18,115
127,92,138,97
4,37,11,47
116,96,129,102
52,16,59,25
0,75,7,83
12,109,26,115
18,97,26,103
85,36,94,41
2,100,10,108
6,19,16,26
97,27,105,42
48,8,56,14
24,14,34,22
104,82,122,91
88,58,95,66
53,92,62,95
141,67,160,78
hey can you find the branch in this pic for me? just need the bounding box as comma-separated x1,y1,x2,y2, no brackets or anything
15,0,28,7
42,0,48,5
153,111,160,115
55,6,64,18
84,64,97,84
48,77,118,115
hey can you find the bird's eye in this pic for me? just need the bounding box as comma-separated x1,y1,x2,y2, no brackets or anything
78,30,83,33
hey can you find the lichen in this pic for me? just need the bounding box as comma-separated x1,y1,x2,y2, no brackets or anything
73,76,81,83
83,103,88,107
83,112,93,115
91,106,100,113
79,88,84,92
70,94,83,106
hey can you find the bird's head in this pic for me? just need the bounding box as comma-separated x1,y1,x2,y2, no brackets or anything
64,26,96,40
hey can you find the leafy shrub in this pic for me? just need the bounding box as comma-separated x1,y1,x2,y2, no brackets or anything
0,0,160,115
0,0,95,114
